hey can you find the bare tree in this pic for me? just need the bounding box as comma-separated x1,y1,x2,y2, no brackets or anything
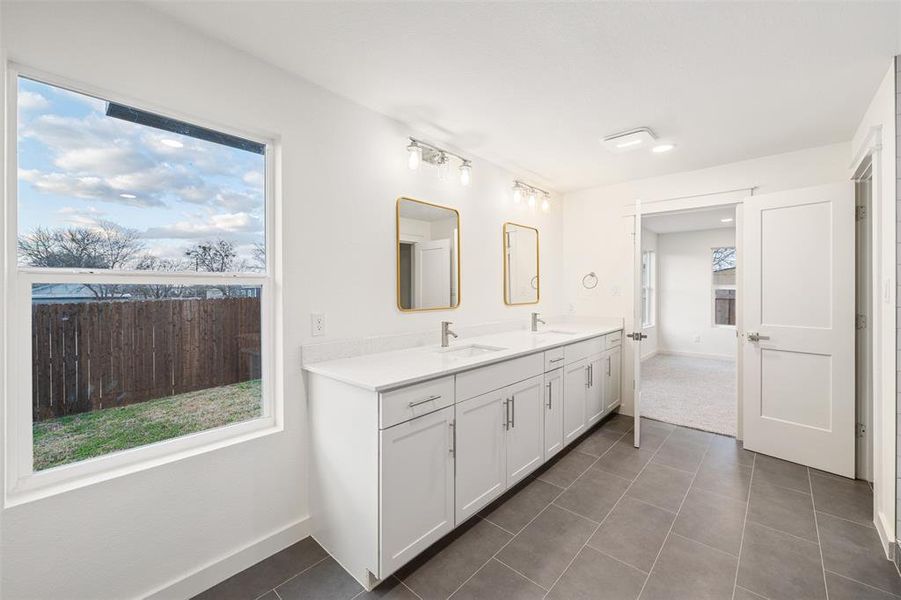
251,241,266,272
18,221,145,299
712,247,736,272
132,254,188,299
184,239,249,297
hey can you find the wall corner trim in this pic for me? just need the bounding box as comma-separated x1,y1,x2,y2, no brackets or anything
143,516,312,600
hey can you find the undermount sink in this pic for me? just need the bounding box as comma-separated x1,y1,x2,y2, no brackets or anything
436,344,506,358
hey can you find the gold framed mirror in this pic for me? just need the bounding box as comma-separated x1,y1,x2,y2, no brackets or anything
396,197,461,311
503,222,539,305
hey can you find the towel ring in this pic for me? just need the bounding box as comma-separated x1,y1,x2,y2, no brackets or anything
582,272,598,289
530,275,539,290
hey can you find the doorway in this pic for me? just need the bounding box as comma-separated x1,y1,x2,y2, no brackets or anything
637,206,738,436
855,160,873,482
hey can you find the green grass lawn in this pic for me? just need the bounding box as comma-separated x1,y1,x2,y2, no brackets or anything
33,380,262,471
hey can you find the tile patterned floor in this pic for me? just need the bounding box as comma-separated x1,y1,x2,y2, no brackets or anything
194,415,898,600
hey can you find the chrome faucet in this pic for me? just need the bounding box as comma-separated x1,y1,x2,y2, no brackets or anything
531,312,546,332
441,321,458,347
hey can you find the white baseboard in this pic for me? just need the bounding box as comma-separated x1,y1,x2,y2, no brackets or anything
143,516,311,600
640,350,658,361
657,349,736,362
875,509,893,559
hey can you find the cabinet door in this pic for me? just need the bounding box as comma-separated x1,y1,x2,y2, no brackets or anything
563,359,588,446
585,354,605,426
505,375,545,486
605,349,622,411
455,390,507,525
380,406,455,576
544,368,564,460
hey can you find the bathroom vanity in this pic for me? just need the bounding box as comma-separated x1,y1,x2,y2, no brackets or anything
304,323,623,589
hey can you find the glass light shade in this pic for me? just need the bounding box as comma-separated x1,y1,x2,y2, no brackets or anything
459,163,472,186
407,143,422,170
437,153,450,180
541,197,550,212
513,186,523,204
528,191,537,207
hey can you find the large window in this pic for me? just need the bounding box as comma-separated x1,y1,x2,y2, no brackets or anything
641,250,655,328
712,247,736,326
9,73,275,492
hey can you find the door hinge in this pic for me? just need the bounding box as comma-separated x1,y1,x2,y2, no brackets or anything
857,422,866,438
856,205,867,221
856,314,867,330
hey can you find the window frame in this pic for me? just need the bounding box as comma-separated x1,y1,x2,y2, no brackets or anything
711,246,737,328
641,250,655,328
3,63,284,506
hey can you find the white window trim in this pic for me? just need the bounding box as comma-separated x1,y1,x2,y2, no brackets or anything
641,250,655,328
3,63,285,507
711,246,736,329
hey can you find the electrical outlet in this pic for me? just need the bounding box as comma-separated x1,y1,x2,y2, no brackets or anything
311,313,326,337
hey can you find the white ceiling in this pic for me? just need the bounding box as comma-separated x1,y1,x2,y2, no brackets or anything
152,2,900,192
642,206,736,234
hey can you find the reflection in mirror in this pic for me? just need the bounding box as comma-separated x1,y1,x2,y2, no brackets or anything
504,222,539,305
396,198,460,311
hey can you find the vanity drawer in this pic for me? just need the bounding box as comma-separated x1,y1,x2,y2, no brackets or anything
456,353,544,402
380,376,455,429
605,331,622,349
544,347,565,372
564,336,604,364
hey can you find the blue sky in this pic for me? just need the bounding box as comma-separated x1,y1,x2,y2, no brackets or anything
17,77,265,268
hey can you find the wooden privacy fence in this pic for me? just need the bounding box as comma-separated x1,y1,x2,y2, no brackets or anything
32,297,261,421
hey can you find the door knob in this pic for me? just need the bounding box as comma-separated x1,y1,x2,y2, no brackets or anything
747,332,770,342
626,332,647,340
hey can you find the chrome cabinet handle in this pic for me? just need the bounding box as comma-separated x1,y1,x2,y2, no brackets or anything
549,357,564,364
546,382,552,409
503,398,510,430
408,394,441,408
449,421,455,456
511,396,515,428
607,356,611,376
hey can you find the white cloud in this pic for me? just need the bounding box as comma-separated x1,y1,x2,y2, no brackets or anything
18,91,50,111
57,206,106,227
243,170,264,186
142,212,263,239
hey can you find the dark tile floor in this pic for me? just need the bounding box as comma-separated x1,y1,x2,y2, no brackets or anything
195,415,898,600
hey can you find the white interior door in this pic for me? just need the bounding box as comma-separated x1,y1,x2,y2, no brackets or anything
631,207,643,447
742,182,855,477
414,239,451,309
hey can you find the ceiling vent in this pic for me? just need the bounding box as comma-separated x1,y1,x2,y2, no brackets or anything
602,128,657,154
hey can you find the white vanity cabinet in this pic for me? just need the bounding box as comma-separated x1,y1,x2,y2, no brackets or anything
305,326,623,591
455,388,507,523
563,359,588,446
379,406,455,574
586,353,606,426
543,367,564,460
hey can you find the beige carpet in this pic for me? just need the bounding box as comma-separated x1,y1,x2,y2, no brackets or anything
640,353,736,436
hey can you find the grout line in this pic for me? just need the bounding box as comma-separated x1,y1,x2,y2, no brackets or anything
272,588,283,600
542,425,681,599
808,467,830,600
270,555,330,594
635,431,714,600
622,494,677,516
669,531,740,559
585,545,650,575
493,557,550,591
477,515,518,537
743,519,821,546
550,502,601,525
731,452,756,600
813,509,878,529
735,584,771,600
443,423,629,600
824,569,901,598
398,577,424,600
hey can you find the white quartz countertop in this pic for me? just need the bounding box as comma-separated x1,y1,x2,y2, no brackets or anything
303,319,624,391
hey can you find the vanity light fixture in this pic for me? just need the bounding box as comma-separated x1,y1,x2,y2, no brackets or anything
406,137,472,186
512,180,551,212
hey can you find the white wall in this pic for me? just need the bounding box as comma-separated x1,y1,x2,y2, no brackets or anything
656,228,736,360
563,141,851,416
639,229,658,359
850,60,896,554
0,3,565,599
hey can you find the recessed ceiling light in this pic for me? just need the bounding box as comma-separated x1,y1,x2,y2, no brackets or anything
721,217,734,223
652,143,675,153
120,193,137,199
160,138,184,148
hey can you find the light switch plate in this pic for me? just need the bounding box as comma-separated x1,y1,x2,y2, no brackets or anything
311,313,326,337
